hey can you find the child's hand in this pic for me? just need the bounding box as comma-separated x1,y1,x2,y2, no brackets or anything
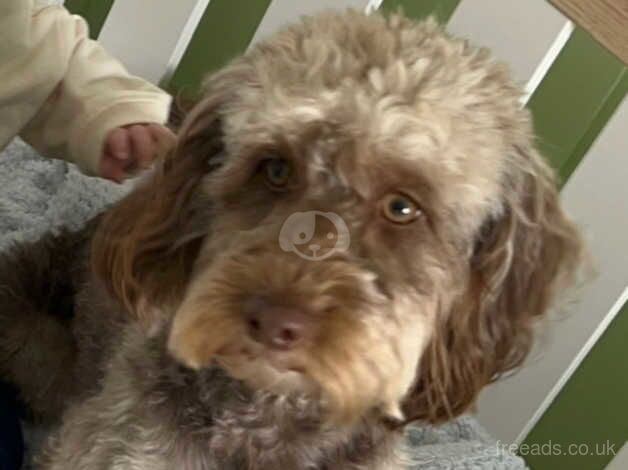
100,123,176,182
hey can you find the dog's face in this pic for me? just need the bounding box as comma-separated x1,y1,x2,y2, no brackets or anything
92,12,582,425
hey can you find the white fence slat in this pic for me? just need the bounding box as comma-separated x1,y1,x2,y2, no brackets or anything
98,0,205,84
447,0,567,87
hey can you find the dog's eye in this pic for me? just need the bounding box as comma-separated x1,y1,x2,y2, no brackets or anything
381,193,422,224
263,158,292,189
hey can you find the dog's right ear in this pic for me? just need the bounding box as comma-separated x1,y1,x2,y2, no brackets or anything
91,91,228,324
401,139,584,424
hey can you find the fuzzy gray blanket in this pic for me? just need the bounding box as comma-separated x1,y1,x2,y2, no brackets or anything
0,138,527,469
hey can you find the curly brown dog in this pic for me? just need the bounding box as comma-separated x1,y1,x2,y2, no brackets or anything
0,10,583,470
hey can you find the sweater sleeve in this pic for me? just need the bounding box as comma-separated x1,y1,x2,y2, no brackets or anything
17,2,171,176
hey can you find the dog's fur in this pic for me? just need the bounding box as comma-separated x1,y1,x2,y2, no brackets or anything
0,10,583,470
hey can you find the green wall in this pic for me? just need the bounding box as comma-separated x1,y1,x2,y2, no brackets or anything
167,0,272,96
527,29,627,185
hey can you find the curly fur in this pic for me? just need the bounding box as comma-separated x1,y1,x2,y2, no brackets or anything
0,10,583,470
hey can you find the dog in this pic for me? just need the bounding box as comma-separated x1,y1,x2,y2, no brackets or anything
0,10,583,469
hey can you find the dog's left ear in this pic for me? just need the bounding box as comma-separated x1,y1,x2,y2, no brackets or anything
90,90,229,324
402,140,584,424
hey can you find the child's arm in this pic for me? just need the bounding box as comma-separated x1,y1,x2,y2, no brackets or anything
13,1,172,178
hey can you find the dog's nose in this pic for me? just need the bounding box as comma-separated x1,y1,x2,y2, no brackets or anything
246,306,316,350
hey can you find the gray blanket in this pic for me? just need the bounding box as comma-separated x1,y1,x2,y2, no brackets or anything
0,138,527,469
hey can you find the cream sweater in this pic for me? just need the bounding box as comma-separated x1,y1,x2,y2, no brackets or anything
0,0,171,176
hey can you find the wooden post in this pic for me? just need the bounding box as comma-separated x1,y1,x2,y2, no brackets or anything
549,0,628,64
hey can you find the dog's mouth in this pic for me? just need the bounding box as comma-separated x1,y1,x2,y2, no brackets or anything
214,342,310,379
211,343,317,397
